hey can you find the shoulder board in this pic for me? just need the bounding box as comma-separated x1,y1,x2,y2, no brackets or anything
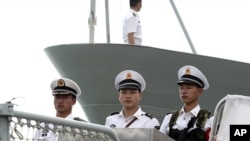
144,113,154,119
165,109,179,115
110,112,119,116
73,117,87,122
165,112,173,115
154,126,160,130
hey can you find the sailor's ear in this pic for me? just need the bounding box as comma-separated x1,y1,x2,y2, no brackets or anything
198,88,203,95
139,93,142,100
72,96,76,104
118,93,121,101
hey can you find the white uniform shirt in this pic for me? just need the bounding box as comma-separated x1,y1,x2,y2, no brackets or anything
34,113,76,141
122,9,142,45
105,107,160,128
159,105,214,135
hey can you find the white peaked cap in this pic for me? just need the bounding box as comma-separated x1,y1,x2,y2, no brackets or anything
177,65,209,90
115,70,146,92
50,78,81,97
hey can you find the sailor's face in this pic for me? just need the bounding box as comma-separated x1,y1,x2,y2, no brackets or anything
178,84,202,104
54,94,76,113
119,89,142,108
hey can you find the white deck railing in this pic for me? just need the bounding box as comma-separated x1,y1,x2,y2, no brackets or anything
0,102,119,141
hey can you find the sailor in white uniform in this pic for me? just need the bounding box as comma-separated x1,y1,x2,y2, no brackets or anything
123,0,142,45
160,65,214,141
105,70,160,129
34,78,86,141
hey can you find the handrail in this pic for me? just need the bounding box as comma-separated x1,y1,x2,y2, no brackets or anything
209,96,227,141
0,102,120,141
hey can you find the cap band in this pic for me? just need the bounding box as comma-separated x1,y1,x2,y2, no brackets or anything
52,91,71,95
119,84,140,89
119,83,141,89
179,74,204,88
53,86,77,95
118,79,141,90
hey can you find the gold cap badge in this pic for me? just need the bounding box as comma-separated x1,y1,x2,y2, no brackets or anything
185,67,191,75
57,79,65,87
126,72,132,79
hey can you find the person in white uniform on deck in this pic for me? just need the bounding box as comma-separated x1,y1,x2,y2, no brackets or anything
160,65,214,141
123,0,142,45
105,70,160,129
34,78,86,141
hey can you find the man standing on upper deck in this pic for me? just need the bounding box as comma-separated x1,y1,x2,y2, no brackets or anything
123,0,142,45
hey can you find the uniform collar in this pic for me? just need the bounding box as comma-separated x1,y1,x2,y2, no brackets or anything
130,9,138,15
180,104,200,117
65,113,74,120
119,107,144,119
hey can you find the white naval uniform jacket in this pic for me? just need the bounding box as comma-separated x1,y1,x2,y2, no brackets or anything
105,107,160,128
123,9,142,45
159,105,214,135
34,113,83,141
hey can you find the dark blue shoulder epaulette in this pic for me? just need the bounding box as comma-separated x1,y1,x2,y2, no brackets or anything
73,117,87,122
165,112,172,115
144,113,154,119
110,112,119,116
165,110,177,115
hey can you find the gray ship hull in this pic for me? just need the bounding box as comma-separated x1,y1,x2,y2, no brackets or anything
44,43,250,124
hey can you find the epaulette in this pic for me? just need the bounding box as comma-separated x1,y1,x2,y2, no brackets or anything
110,112,119,116
155,126,160,130
73,117,87,122
165,109,178,115
144,113,154,119
165,112,173,115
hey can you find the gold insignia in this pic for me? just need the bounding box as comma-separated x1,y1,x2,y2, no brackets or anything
126,72,132,79
57,79,65,87
185,67,191,75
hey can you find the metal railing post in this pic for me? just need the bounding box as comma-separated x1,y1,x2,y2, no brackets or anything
0,103,14,141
